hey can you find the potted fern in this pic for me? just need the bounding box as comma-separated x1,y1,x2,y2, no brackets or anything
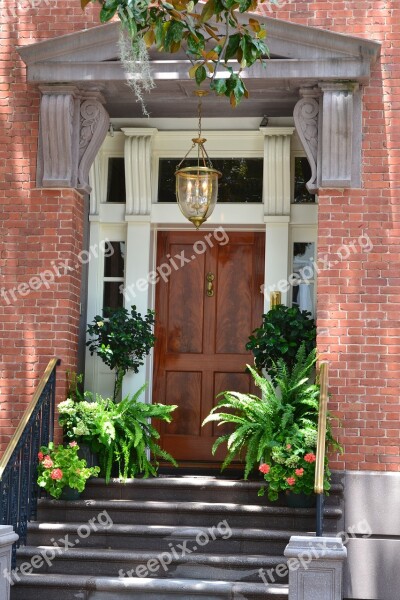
58,384,177,482
203,346,340,504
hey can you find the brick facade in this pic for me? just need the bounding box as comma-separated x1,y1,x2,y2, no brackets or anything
0,0,399,469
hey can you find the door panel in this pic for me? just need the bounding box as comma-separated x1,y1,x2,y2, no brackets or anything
153,231,264,465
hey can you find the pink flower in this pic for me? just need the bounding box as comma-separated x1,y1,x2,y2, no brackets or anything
295,468,304,476
286,477,296,486
38,452,44,461
50,468,63,481
259,463,271,474
69,441,78,447
286,444,291,449
42,456,54,469
304,453,316,463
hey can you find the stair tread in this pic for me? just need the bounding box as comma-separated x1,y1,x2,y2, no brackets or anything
13,573,289,594
27,521,313,538
85,476,343,493
18,545,287,563
38,497,342,516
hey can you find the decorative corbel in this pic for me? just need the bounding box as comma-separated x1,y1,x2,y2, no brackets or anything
37,86,109,193
294,82,361,192
293,87,320,194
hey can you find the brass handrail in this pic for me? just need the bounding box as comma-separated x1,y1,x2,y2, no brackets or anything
0,358,59,480
314,361,329,494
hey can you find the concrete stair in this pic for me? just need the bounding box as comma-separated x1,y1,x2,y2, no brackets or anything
11,476,343,600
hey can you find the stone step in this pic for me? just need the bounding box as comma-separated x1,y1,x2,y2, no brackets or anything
82,477,343,507
36,498,342,531
10,574,289,600
27,522,303,555
16,546,288,583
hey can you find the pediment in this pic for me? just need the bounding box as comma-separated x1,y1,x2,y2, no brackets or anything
18,16,380,118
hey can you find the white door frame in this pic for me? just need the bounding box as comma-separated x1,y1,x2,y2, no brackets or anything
86,124,317,400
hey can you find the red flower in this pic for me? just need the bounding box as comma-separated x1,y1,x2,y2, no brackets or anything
304,453,316,463
69,441,78,447
259,463,271,474
38,452,44,461
295,468,304,476
42,456,54,469
50,468,63,481
286,444,292,449
286,477,296,486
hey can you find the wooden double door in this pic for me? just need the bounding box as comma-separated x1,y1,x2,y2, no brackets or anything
153,231,265,466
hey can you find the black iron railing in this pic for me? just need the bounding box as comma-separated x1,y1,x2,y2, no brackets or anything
314,361,329,537
0,358,60,567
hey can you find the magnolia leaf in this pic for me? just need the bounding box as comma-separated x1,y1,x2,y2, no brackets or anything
99,0,119,23
248,17,261,32
205,50,219,61
186,0,195,10
200,0,216,23
210,78,227,95
81,0,91,8
189,63,200,79
224,33,241,62
143,28,156,47
195,64,207,85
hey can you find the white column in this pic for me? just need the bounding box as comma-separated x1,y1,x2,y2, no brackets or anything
260,127,295,216
260,127,294,311
122,219,153,400
263,217,290,311
121,128,157,400
122,128,158,215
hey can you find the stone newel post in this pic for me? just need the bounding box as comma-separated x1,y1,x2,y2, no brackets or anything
284,535,347,600
0,526,19,600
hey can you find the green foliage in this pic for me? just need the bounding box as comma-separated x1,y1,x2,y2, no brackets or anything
203,346,341,500
246,305,316,378
37,442,100,499
58,385,178,482
85,0,272,106
86,306,155,400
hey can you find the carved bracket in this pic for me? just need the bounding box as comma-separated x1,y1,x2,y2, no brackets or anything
37,86,109,193
294,82,361,192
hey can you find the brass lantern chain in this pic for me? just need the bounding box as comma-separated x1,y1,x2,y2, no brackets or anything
175,89,222,229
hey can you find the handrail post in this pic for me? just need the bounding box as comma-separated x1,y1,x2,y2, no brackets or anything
315,361,329,536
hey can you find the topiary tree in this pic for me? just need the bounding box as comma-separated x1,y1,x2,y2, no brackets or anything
83,0,281,108
86,306,156,400
246,305,316,378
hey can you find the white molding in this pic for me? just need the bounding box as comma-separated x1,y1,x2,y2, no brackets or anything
122,128,158,216
260,128,295,216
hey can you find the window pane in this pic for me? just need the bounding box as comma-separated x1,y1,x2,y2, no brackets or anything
107,157,126,203
103,282,124,309
293,157,316,203
104,242,125,278
292,242,315,316
158,158,263,203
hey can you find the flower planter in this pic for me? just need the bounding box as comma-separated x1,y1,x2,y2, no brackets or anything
59,486,81,501
285,491,316,509
78,443,99,469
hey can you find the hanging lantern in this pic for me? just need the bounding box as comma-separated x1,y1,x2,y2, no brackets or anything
175,90,221,229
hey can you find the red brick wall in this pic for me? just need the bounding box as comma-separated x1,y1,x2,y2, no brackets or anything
0,0,399,469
